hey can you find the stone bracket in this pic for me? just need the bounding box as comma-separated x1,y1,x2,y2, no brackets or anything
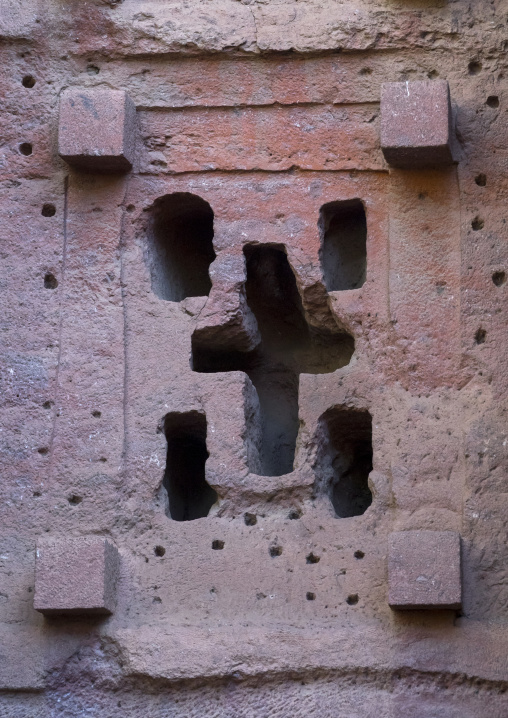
34,536,120,616
388,530,462,610
380,80,454,168
58,87,137,172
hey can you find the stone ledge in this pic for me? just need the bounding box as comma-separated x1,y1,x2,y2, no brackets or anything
114,620,507,684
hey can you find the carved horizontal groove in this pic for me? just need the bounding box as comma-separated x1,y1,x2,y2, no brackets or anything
137,101,381,112
137,168,389,177
117,662,508,693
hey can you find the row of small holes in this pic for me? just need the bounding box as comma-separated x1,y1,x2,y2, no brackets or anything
152,541,364,562
20,76,35,157
307,593,360,604
148,591,359,605
22,75,58,293
158,540,360,602
473,175,506,289
357,61,495,80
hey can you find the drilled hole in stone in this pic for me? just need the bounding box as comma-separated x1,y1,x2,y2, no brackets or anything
319,199,367,291
33,491,41,498
162,411,217,521
359,67,372,76
212,540,224,550
244,512,257,526
354,550,365,559
492,271,506,286
37,447,48,455
269,544,282,558
22,75,36,88
288,509,301,520
147,193,215,302
306,592,316,601
486,95,499,108
42,400,53,409
44,273,58,289
87,64,100,75
475,328,487,344
471,216,484,231
192,245,354,477
41,203,56,217
347,593,359,605
315,407,373,518
475,173,487,187
92,410,101,418
306,553,320,564
154,545,165,557
68,495,82,505
19,142,32,156
468,61,482,75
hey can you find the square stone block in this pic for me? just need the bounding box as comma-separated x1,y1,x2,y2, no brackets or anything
34,536,119,616
380,80,454,168
58,87,136,172
388,530,461,610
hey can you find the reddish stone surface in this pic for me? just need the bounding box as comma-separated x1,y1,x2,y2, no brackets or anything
1,0,508,714
59,87,136,172
380,80,454,168
34,537,119,615
140,105,382,173
388,530,462,610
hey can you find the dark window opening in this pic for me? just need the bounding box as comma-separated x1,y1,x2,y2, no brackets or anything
192,245,354,477
147,193,215,302
162,412,217,521
316,407,373,518
319,199,367,291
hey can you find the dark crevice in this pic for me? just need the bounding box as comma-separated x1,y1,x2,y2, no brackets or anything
192,245,354,477
146,193,216,302
162,412,217,521
316,407,373,518
319,199,367,292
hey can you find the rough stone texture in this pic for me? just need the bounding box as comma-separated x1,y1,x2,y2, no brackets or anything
388,530,462,610
0,0,507,714
0,0,40,39
380,80,454,168
58,87,136,171
34,537,119,615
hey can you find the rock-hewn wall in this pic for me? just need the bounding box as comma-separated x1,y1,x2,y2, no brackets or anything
1,1,507,715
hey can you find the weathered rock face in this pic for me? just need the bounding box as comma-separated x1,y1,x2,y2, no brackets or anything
1,0,507,714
